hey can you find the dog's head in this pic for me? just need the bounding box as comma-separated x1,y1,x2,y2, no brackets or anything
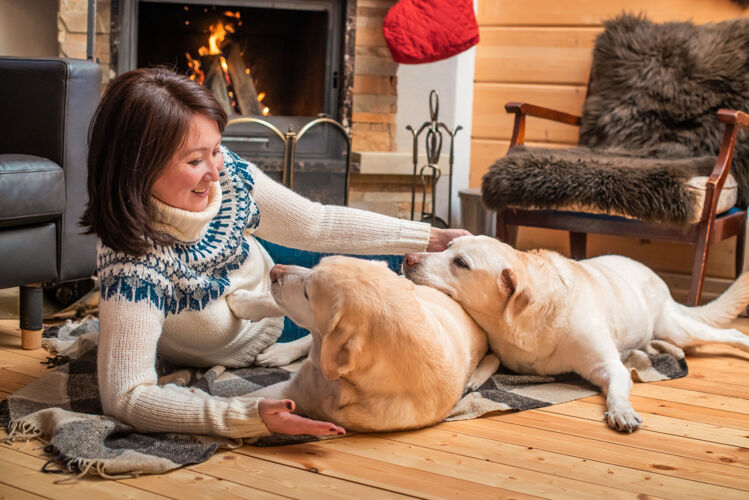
271,256,412,381
403,235,533,326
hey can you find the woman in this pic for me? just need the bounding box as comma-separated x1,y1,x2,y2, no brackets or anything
81,67,468,439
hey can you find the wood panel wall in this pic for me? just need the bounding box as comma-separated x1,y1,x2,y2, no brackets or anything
471,0,748,279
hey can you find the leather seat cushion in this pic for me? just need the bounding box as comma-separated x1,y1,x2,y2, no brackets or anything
0,154,65,226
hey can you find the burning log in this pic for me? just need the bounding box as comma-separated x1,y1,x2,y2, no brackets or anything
225,44,263,116
201,54,234,116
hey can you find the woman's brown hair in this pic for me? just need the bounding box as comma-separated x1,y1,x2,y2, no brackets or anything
80,67,227,256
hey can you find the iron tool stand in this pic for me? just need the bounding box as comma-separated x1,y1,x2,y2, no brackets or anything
406,90,462,228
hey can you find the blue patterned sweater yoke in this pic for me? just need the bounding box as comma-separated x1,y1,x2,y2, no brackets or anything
98,149,261,316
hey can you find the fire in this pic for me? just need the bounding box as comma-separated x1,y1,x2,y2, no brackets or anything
198,22,234,56
185,53,204,84
186,12,271,115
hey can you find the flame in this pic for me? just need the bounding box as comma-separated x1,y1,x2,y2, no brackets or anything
198,22,229,55
185,52,204,84
185,11,272,116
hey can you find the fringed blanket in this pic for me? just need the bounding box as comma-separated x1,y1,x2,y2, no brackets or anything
1,318,688,479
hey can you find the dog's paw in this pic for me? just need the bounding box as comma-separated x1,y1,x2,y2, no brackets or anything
227,290,281,322
464,380,481,393
604,406,643,433
226,290,255,317
255,343,305,367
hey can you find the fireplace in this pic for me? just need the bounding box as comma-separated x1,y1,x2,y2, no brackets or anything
114,0,357,204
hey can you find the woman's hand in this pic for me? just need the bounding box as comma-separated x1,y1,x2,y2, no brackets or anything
426,227,472,252
258,399,345,436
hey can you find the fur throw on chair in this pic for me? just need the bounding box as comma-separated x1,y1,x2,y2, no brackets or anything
482,14,749,225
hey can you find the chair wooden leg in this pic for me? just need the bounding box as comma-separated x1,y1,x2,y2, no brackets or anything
496,209,518,247
19,284,43,350
569,232,587,260
736,223,746,278
687,224,712,306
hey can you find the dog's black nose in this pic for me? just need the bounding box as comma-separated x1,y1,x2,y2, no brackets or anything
270,264,287,283
403,253,420,268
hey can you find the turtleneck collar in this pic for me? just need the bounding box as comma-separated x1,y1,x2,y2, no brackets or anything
151,181,222,242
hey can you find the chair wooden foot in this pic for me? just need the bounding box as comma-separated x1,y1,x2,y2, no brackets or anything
496,210,518,247
736,223,746,277
19,284,43,350
569,232,587,260
21,329,43,350
687,225,711,306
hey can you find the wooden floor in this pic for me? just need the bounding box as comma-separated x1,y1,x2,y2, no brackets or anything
0,319,748,499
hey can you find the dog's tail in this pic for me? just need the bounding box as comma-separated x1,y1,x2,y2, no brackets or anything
678,272,749,326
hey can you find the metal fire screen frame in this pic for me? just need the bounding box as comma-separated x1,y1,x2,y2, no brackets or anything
227,115,353,205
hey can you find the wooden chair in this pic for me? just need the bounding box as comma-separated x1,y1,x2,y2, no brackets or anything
484,16,749,306
496,105,748,305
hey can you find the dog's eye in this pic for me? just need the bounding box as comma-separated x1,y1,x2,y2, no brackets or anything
303,286,309,300
453,256,470,269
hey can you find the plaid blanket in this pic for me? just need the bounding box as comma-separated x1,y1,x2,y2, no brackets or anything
1,318,688,479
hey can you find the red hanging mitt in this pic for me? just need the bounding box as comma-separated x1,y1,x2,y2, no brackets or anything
382,0,479,64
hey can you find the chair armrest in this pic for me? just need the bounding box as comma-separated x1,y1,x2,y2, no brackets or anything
505,102,582,126
717,109,749,129
505,102,581,147
698,109,747,223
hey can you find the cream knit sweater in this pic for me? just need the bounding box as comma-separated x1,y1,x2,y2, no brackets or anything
96,148,431,439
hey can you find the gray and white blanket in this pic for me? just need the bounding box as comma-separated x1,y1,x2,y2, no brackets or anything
1,318,688,479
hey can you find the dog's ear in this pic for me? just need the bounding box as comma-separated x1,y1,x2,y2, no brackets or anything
319,308,362,380
497,268,533,324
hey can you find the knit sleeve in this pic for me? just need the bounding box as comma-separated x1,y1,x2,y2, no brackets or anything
249,164,432,254
97,293,271,439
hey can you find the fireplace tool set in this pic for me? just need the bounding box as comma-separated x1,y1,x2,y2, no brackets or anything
406,90,463,228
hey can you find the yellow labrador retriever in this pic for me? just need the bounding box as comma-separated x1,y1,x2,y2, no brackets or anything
253,255,490,432
403,235,749,432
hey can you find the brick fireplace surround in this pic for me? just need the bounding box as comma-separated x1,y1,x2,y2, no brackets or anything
58,0,444,221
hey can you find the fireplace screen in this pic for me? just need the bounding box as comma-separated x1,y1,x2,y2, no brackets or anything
137,2,331,117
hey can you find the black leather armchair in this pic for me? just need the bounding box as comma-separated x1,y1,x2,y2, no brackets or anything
0,57,100,348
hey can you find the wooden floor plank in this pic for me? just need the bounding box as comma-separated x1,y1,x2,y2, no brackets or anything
312,434,652,500
381,426,746,499
238,441,538,500
684,351,749,380
537,401,749,447
629,384,749,414
0,445,166,499
0,349,51,378
117,467,288,500
0,369,38,394
437,418,749,490
652,376,749,399
493,411,749,467
0,482,46,499
578,394,749,430
2,438,284,500
0,344,49,362
189,449,414,499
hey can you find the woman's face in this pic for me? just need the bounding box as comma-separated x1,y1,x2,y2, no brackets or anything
152,113,224,212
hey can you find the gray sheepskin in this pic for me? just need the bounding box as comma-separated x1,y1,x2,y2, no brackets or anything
482,14,749,225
